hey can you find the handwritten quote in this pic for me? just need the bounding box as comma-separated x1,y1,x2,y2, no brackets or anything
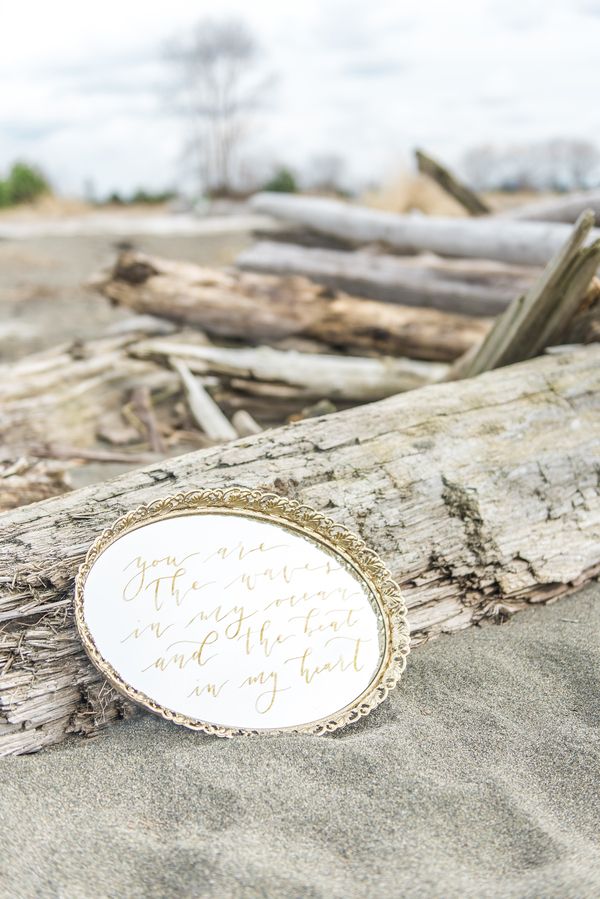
82,514,383,730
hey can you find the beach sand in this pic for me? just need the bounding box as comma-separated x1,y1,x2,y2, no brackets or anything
0,227,254,362
1,583,599,898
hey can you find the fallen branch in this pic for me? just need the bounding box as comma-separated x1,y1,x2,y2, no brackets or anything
170,357,238,442
95,251,491,362
415,149,490,216
250,192,600,267
1,345,599,754
232,410,262,437
133,338,448,401
498,189,600,224
237,241,533,316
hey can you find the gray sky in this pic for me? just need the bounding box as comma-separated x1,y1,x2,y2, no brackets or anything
2,0,600,195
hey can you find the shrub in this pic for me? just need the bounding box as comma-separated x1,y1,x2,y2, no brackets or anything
5,162,50,204
0,162,50,206
262,167,298,193
130,188,176,205
0,180,11,208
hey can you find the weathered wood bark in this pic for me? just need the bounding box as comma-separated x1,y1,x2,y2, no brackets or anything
0,334,177,450
250,193,600,267
0,458,71,512
95,252,491,362
415,149,491,216
133,338,448,400
453,212,600,378
231,410,262,437
1,346,599,754
499,189,600,224
237,241,535,316
170,357,239,441
0,329,445,461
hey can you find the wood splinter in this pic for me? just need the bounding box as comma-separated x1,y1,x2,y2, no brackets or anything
170,356,238,442
452,209,600,378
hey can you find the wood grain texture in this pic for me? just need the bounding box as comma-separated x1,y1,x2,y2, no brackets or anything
1,346,599,754
0,458,71,512
132,338,449,401
95,251,491,362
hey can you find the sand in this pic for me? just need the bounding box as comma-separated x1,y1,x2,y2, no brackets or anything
1,584,599,899
0,228,253,362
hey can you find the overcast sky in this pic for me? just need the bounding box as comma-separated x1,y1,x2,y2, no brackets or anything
2,0,600,196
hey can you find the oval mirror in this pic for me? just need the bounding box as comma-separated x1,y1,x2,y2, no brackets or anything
75,489,409,735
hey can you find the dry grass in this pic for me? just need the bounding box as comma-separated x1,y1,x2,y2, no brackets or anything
361,171,468,216
0,194,91,219
0,196,173,220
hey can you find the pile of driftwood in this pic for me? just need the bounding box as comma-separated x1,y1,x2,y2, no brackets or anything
1,167,600,755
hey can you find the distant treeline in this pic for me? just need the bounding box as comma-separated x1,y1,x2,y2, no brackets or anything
103,188,177,206
462,139,600,192
0,162,50,207
103,169,302,204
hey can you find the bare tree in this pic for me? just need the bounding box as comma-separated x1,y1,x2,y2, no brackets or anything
166,18,272,196
462,139,600,192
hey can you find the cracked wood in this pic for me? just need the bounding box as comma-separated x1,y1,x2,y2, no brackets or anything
95,251,490,362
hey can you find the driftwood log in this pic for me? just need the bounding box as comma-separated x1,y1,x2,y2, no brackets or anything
133,338,448,400
415,149,490,216
94,252,491,362
237,241,535,316
250,193,600,267
1,346,599,754
499,189,600,224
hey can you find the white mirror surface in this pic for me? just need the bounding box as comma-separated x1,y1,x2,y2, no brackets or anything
80,512,386,731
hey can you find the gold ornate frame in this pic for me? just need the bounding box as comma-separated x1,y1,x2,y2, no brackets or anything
74,487,410,737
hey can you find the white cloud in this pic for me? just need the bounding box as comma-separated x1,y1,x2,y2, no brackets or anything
1,0,600,194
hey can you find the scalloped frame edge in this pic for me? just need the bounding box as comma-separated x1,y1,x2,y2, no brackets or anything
74,487,410,737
